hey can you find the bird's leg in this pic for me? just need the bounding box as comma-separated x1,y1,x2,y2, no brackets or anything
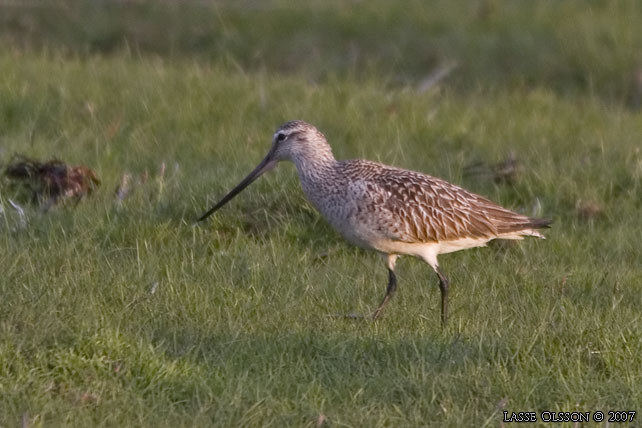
435,267,450,327
372,254,398,320
372,269,397,320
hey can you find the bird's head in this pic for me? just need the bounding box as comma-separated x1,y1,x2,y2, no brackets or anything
197,120,332,222
270,120,330,162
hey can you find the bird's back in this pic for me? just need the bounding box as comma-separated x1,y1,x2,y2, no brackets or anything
338,159,550,246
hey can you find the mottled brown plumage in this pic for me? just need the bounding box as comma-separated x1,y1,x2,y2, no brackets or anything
342,159,545,243
199,120,551,325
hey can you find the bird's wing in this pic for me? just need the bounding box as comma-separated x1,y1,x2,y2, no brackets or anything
345,160,539,244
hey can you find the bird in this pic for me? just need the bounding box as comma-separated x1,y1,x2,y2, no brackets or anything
198,120,551,325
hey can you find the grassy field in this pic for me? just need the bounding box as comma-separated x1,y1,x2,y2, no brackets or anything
1,1,642,427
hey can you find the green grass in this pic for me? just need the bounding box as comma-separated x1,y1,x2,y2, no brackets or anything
3,0,642,102
1,1,642,427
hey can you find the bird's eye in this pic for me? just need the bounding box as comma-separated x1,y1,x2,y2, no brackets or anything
276,133,286,142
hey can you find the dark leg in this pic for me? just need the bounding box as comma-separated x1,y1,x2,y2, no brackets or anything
372,268,397,320
435,267,450,327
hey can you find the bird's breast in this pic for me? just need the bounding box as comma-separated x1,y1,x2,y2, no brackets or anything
299,178,392,251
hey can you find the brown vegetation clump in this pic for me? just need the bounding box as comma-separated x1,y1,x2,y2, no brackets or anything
464,152,523,185
575,199,603,220
4,155,100,209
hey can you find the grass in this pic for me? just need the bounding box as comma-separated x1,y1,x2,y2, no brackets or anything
1,1,642,427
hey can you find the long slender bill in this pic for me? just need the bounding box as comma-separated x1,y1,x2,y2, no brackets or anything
197,151,277,222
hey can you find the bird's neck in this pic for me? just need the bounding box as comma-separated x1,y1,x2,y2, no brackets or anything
291,148,339,199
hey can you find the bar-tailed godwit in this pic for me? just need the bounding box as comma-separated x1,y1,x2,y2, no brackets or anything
198,120,550,325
